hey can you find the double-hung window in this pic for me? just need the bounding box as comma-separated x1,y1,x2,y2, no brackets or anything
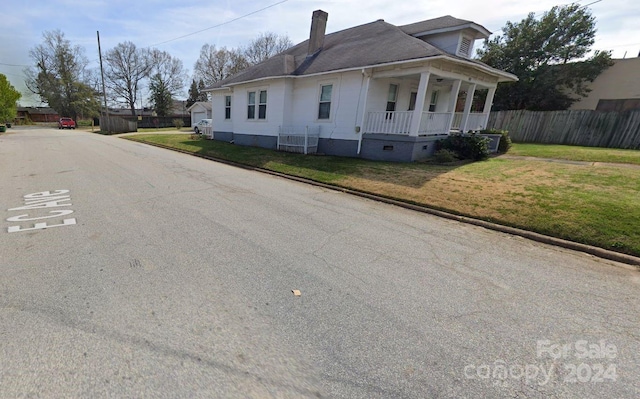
386,84,398,119
318,84,332,119
247,90,267,120
224,95,231,119
258,90,267,119
429,91,439,112
247,92,255,119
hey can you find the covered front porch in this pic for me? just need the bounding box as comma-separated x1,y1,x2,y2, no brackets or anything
362,70,497,137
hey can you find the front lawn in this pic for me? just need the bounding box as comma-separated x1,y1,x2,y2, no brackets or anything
126,134,640,257
510,143,640,165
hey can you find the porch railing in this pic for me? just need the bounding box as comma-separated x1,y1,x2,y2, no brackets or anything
452,112,489,132
278,125,320,154
365,111,452,135
364,111,413,135
419,112,451,135
202,126,213,139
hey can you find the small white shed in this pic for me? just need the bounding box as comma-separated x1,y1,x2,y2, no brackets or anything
187,102,212,127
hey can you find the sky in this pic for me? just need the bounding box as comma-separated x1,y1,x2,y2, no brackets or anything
1,0,638,106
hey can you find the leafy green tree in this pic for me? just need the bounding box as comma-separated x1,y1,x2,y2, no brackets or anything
477,4,613,111
25,30,100,119
148,73,173,116
147,49,186,116
186,79,210,108
0,74,21,123
186,79,199,108
197,80,208,102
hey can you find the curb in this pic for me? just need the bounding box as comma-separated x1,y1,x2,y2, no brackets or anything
129,138,640,268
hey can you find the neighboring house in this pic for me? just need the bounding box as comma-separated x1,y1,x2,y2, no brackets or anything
205,10,517,161
570,57,640,111
188,102,212,126
16,107,59,123
108,107,155,117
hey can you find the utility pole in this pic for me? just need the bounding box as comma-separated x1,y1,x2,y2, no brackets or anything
97,31,110,133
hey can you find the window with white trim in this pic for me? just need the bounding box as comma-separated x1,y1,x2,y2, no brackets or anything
386,84,398,112
247,92,255,119
318,84,332,119
258,90,267,119
429,90,439,112
247,90,267,120
386,84,398,119
224,95,231,119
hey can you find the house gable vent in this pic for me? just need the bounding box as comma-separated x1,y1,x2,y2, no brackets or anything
457,36,472,57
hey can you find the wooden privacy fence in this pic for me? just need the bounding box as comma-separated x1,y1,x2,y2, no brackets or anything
487,109,640,149
100,115,137,134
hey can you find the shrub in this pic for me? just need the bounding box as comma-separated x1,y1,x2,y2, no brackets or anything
173,118,184,130
480,128,512,153
437,133,490,161
433,149,459,163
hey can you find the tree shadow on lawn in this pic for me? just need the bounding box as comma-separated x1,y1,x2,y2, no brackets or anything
180,139,469,189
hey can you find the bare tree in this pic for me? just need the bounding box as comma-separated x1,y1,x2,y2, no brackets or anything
147,49,186,115
242,32,293,65
193,44,248,86
104,41,152,116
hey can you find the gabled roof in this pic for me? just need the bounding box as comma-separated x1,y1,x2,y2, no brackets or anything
399,15,491,39
207,15,513,90
187,101,212,112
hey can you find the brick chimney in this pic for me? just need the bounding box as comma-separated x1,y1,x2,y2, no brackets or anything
308,10,328,55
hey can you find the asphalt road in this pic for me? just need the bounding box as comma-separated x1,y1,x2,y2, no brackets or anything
1,127,638,398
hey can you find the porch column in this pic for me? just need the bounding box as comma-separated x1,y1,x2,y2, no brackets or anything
481,86,496,130
357,71,372,154
460,83,476,133
409,72,430,136
446,79,462,132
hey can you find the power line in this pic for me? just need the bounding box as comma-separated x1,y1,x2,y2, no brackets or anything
146,0,289,48
0,62,30,67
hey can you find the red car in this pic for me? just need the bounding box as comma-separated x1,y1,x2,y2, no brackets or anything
58,117,76,129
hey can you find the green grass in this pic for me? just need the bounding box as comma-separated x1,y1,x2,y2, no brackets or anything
137,127,187,133
510,143,640,165
126,134,640,257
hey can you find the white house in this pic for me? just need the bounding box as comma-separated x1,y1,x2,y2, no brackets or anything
205,10,517,161
188,102,212,126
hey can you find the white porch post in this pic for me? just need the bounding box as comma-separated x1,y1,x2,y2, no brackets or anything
446,79,462,132
482,86,496,130
460,83,476,133
357,71,371,154
409,72,430,136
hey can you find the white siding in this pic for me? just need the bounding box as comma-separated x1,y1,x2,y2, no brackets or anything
289,71,364,140
211,93,232,132
230,81,287,136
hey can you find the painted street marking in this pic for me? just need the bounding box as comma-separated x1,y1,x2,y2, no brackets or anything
8,218,76,233
6,190,76,233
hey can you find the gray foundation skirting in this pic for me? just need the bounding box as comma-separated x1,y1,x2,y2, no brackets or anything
360,134,445,162
212,131,446,162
